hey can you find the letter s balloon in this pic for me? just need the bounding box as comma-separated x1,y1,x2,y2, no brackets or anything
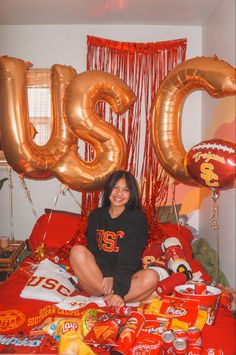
151,56,236,186
52,70,135,191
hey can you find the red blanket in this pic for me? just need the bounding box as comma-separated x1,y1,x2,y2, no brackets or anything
0,256,235,354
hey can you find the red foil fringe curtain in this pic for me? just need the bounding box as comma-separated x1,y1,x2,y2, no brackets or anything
82,36,187,226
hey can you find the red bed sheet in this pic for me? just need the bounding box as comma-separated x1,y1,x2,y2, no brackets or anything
0,257,235,354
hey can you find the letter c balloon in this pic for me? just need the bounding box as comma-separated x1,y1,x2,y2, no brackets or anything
151,56,236,186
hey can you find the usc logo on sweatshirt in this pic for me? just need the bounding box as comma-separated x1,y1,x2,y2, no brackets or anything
96,230,125,252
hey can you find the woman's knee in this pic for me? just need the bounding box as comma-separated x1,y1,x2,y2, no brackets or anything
69,244,89,265
144,269,160,288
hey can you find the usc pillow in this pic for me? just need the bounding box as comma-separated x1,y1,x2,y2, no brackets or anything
28,209,87,250
20,258,78,302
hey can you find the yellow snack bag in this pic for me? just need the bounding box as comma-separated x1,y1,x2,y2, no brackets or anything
194,309,208,330
79,309,105,338
144,298,163,314
58,332,95,355
43,318,82,341
170,318,189,330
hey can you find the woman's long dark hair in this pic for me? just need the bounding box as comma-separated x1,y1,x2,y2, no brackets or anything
102,170,141,209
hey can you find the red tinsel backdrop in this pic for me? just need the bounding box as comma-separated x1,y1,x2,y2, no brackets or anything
81,36,187,226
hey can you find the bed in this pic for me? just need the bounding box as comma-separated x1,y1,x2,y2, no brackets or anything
0,209,235,354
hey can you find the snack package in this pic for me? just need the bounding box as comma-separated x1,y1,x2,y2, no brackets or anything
79,309,106,338
0,334,54,354
58,332,95,355
145,296,200,326
43,309,105,342
170,317,189,330
43,318,82,342
84,315,120,348
30,316,59,336
144,314,170,333
194,309,208,330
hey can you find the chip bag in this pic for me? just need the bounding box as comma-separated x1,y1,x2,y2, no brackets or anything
43,318,82,342
84,315,120,348
58,331,95,355
79,309,105,338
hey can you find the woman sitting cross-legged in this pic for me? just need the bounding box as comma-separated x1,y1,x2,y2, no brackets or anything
69,170,159,307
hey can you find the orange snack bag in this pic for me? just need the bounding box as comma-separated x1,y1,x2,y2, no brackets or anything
84,316,120,348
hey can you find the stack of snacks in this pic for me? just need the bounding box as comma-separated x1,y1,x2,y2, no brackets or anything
42,309,106,354
26,299,222,354
141,295,208,331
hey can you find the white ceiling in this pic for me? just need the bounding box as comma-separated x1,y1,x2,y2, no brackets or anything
0,0,221,26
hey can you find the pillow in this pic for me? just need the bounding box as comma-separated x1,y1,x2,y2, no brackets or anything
20,258,78,302
28,209,87,250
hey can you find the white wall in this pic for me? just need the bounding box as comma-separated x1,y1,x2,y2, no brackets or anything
0,25,202,240
201,0,236,288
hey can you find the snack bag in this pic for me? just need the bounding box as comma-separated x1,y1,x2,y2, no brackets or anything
58,331,95,355
43,318,82,342
194,309,208,330
144,314,171,333
79,309,106,338
0,334,51,354
84,315,120,348
30,316,60,336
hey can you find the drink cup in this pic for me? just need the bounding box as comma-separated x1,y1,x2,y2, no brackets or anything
0,236,9,249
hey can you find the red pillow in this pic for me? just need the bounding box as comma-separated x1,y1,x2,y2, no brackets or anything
28,209,85,250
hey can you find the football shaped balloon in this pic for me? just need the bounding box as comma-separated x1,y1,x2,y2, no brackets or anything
185,139,236,190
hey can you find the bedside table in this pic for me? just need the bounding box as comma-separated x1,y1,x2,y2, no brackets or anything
0,240,31,282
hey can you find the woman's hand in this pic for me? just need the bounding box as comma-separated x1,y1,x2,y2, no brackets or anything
104,293,125,307
101,277,114,295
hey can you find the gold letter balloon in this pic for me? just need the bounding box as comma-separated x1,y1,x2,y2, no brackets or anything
151,56,236,186
1,55,235,192
0,56,78,179
52,70,135,191
0,56,135,191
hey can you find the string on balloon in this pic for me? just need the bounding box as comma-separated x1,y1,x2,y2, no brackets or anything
31,184,68,260
19,175,38,223
169,179,179,223
210,188,220,231
210,188,220,283
8,167,14,240
41,184,68,243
